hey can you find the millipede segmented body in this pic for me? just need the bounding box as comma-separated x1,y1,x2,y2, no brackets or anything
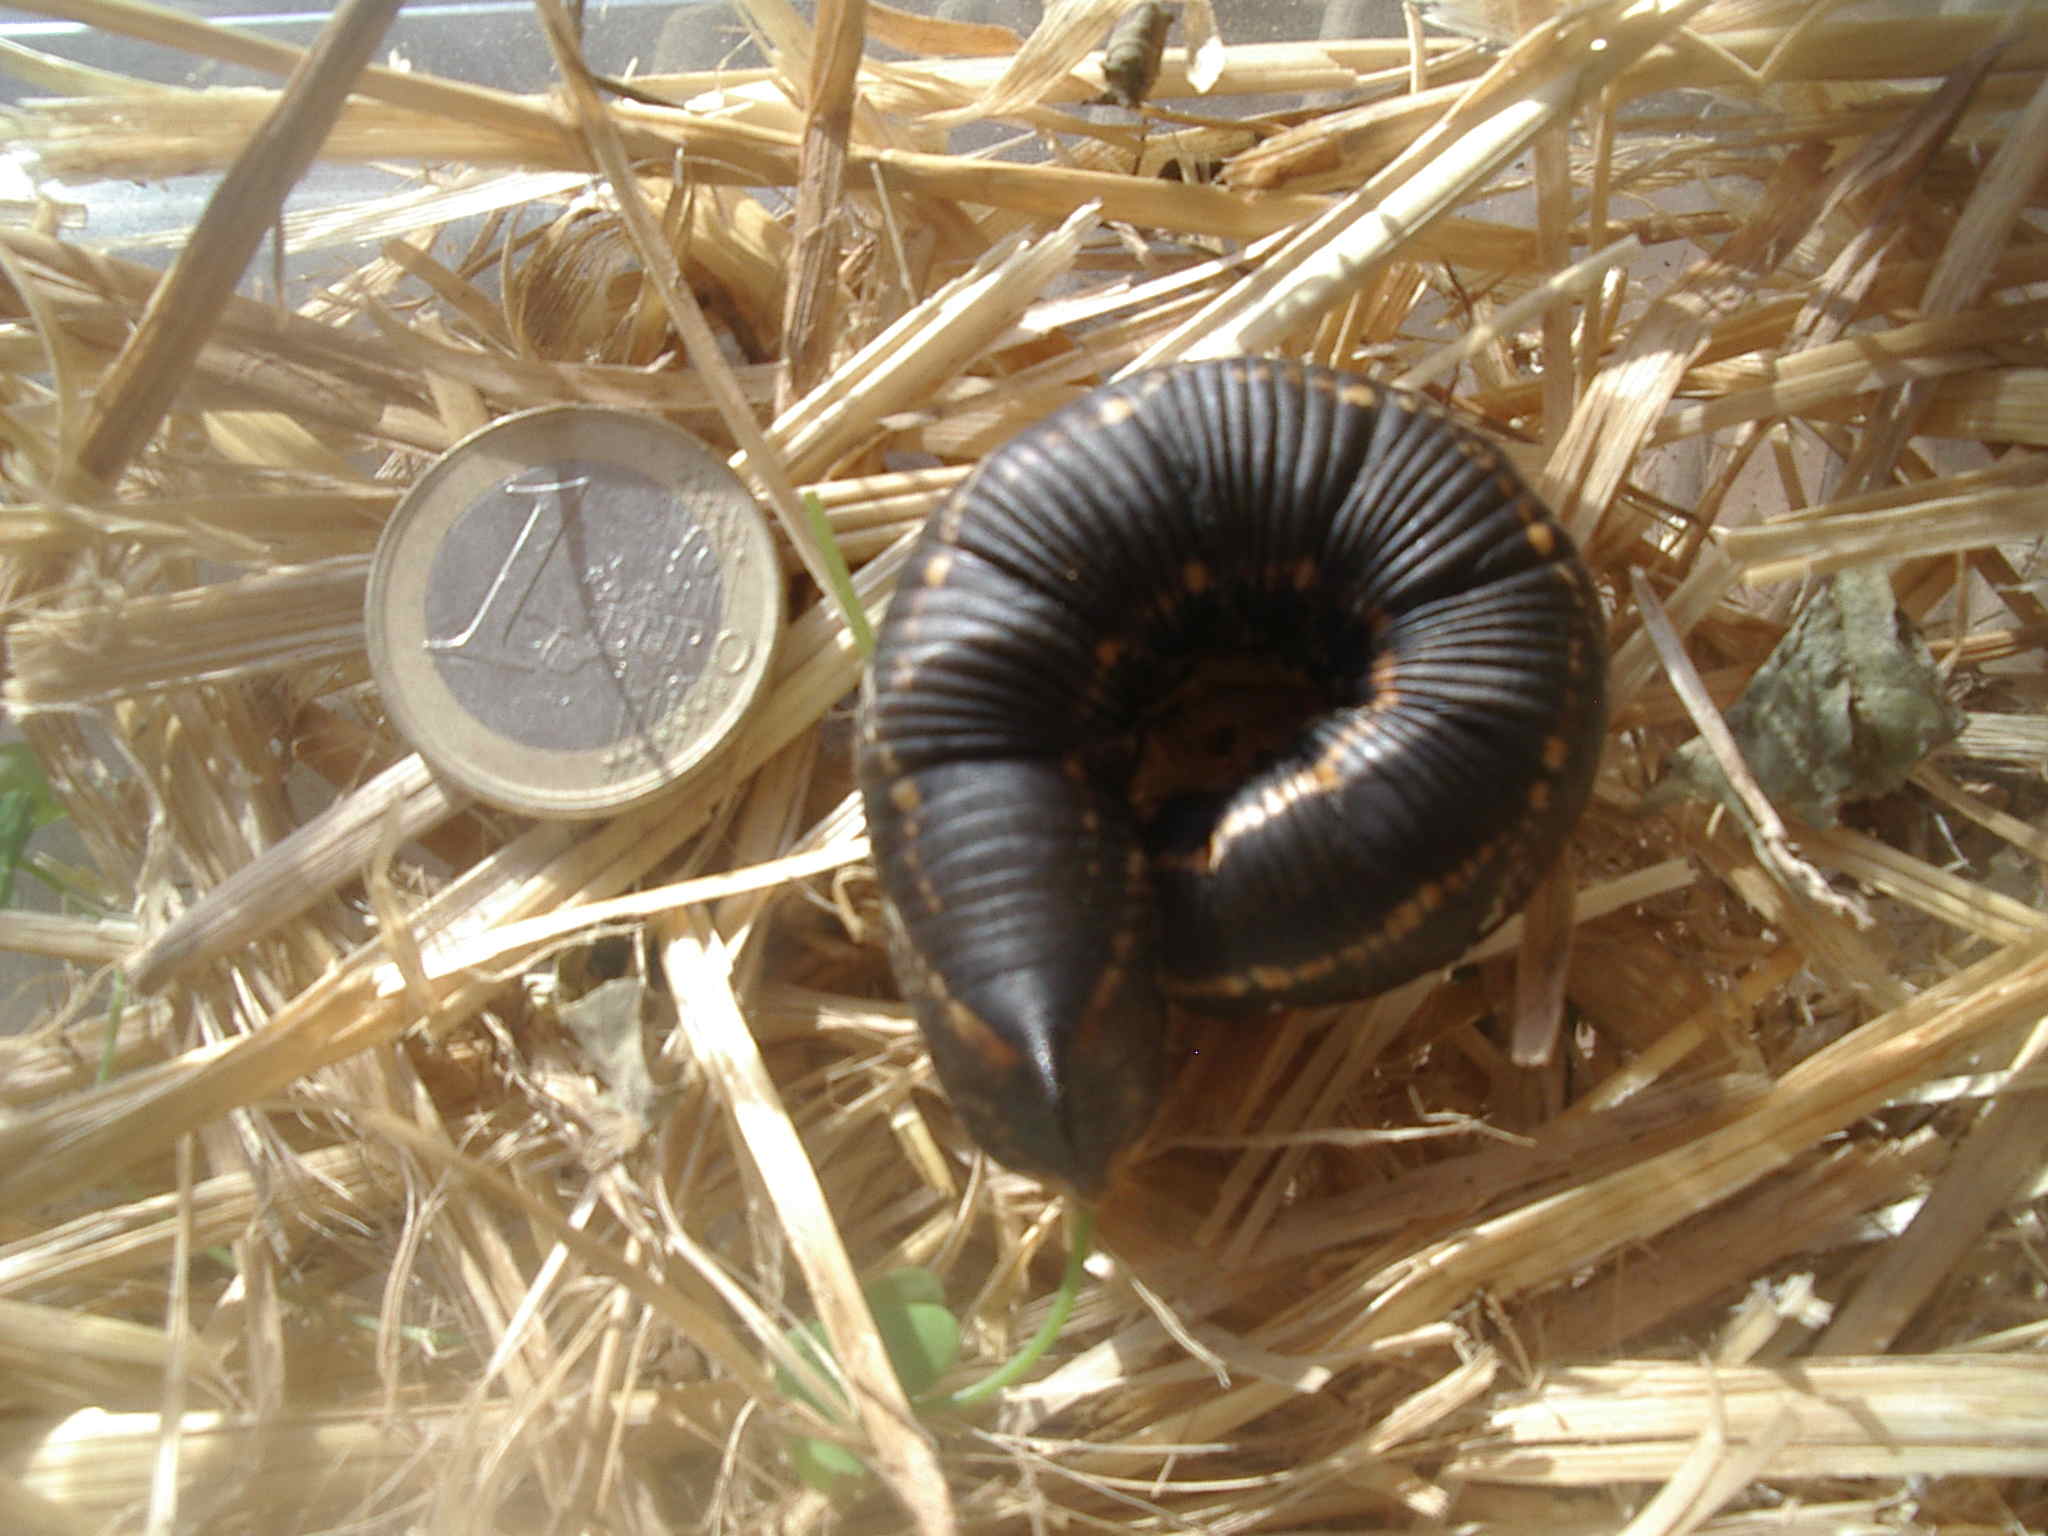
858,359,1607,1193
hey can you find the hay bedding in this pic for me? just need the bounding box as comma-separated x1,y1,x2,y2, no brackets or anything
0,0,2046,1530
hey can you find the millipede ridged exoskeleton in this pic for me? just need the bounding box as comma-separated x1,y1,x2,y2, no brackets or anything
859,358,1607,1193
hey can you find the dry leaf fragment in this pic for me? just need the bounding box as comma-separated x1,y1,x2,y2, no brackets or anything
1101,1,1173,108
1656,566,1964,828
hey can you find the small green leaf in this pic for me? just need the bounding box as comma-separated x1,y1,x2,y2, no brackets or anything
0,792,33,908
0,744,87,911
872,1302,959,1401
768,1226,1093,1502
774,1317,845,1420
0,744,64,829
773,1268,961,1416
790,1434,869,1496
862,1266,946,1311
799,491,874,657
773,1267,964,1500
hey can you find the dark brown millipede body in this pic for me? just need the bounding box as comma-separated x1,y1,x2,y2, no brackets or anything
858,358,1607,1194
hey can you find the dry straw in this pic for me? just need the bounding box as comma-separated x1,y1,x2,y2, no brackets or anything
1,0,2047,1531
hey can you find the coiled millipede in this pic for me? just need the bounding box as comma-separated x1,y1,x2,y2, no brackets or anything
858,358,1607,1194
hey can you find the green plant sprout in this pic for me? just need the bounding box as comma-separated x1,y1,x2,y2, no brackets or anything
938,1205,1094,1409
0,739,134,1081
0,742,112,915
799,490,874,659
774,1206,1097,1496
